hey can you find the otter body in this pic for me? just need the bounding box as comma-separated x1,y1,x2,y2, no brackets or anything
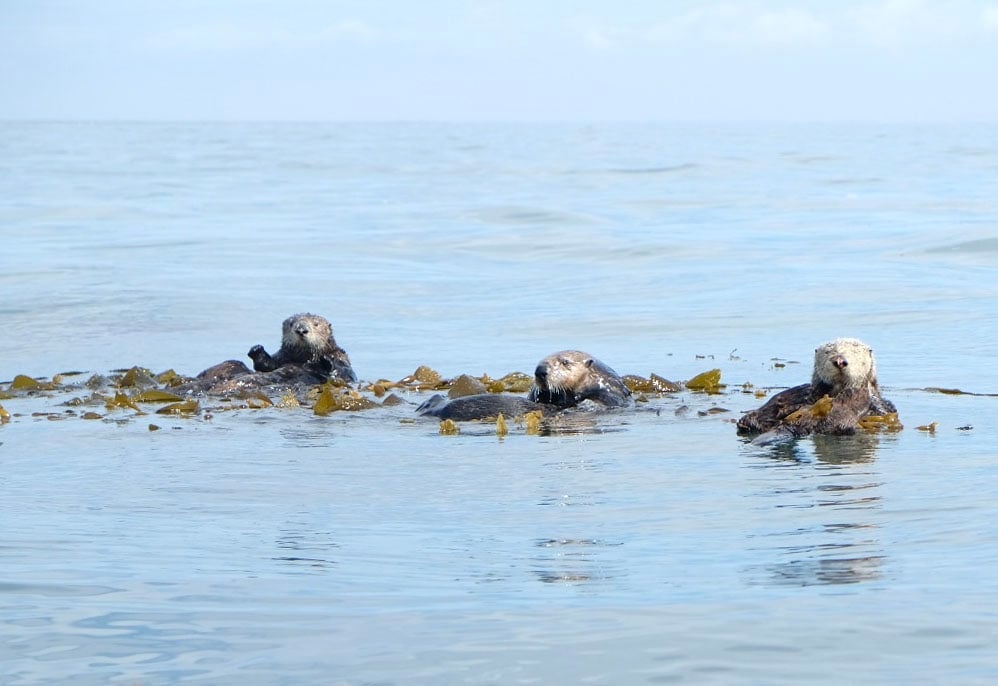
418,350,631,421
248,313,355,383
177,359,328,396
737,338,897,438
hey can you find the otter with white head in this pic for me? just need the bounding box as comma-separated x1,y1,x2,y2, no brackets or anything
737,338,897,437
248,313,356,383
418,350,632,421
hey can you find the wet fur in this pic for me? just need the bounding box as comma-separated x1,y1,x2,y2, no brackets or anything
737,338,897,437
418,350,631,421
175,359,328,396
248,313,355,383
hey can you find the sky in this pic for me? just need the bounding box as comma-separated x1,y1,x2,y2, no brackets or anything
3,0,998,122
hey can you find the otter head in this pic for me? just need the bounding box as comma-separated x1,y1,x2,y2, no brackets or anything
530,350,629,408
281,313,333,354
812,338,877,393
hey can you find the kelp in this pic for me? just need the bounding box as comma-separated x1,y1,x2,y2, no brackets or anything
623,374,683,394
923,387,998,397
858,413,903,433
685,368,723,393
9,375,58,392
524,410,543,435
81,412,103,420
155,369,180,385
313,385,377,416
439,419,460,435
245,394,273,409
449,374,488,398
784,395,834,423
916,422,938,433
275,392,299,408
0,404,9,423
115,367,158,389
494,372,533,393
131,389,184,403
156,399,200,415
397,365,445,391
496,412,509,437
105,392,143,412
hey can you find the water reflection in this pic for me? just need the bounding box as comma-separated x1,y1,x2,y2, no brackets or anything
530,538,623,584
744,434,886,587
273,525,340,572
812,433,884,464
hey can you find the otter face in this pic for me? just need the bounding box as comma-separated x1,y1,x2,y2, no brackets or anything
529,349,631,408
534,351,594,396
812,338,876,392
282,313,333,352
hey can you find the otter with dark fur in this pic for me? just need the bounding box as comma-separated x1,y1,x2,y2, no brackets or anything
737,338,897,439
175,313,354,396
418,350,631,421
248,313,355,383
178,359,329,396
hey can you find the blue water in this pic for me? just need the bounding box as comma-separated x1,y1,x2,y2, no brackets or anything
1,122,998,684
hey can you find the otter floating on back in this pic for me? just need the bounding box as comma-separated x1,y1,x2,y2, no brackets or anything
737,338,898,440
177,313,355,395
248,313,356,383
417,350,631,421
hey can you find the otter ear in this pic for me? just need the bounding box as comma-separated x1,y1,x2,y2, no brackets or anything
584,359,594,368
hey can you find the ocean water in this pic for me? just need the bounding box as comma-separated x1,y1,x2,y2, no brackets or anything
1,121,997,684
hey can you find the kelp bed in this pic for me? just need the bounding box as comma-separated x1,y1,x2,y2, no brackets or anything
0,362,932,437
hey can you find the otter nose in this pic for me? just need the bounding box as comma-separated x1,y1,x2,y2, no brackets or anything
833,355,848,370
534,363,548,381
295,325,309,336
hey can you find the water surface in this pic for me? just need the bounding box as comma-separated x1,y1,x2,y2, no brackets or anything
1,122,997,684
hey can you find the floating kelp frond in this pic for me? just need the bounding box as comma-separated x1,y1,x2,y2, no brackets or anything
685,368,723,393
81,412,103,420
524,410,543,435
155,369,180,385
858,412,903,432
398,365,444,389
245,394,273,409
496,412,508,437
381,393,404,406
496,372,533,393
115,367,157,389
916,422,938,433
923,387,998,397
313,385,377,415
449,374,488,398
439,419,459,435
105,392,142,412
623,373,683,394
132,389,184,403
276,392,300,408
785,395,834,423
0,404,9,423
156,399,199,415
10,375,57,391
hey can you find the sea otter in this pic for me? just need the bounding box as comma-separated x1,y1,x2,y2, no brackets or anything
418,350,632,421
737,338,898,439
173,359,327,396
248,313,356,383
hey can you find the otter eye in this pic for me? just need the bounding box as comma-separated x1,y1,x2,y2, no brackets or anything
559,358,571,367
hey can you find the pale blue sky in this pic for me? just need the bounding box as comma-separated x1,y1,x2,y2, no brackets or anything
3,0,998,121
